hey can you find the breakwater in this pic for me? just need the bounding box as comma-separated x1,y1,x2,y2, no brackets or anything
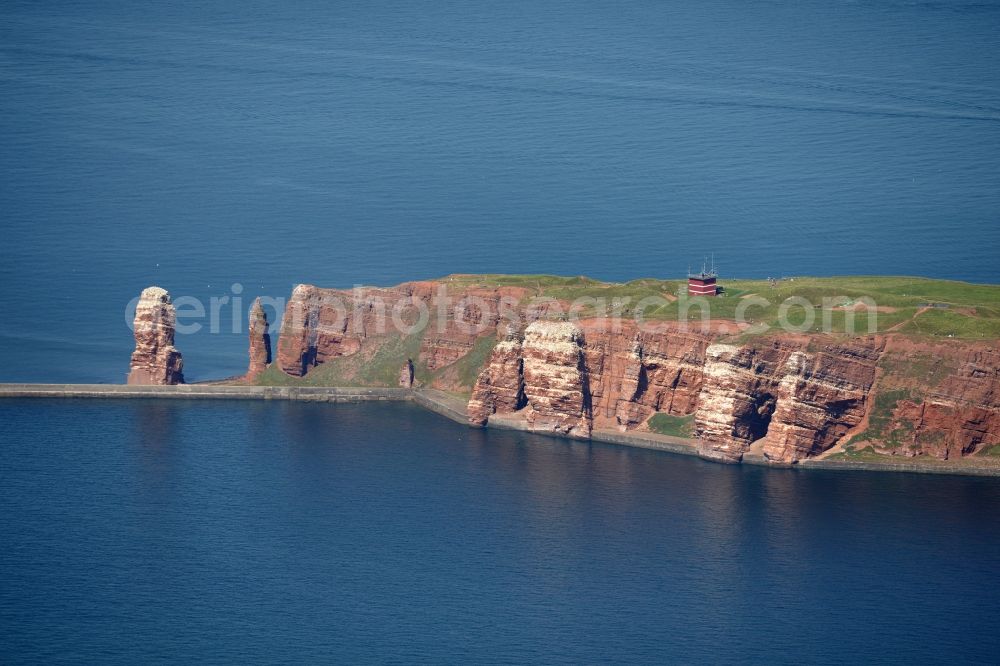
0,383,411,402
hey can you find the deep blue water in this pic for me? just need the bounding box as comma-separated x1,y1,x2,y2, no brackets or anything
2,0,1000,382
1,399,999,663
3,3,1000,661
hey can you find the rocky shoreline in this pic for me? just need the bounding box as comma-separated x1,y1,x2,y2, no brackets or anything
72,274,1000,474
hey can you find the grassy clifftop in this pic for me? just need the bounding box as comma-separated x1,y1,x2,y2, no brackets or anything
253,273,999,391
440,273,1000,339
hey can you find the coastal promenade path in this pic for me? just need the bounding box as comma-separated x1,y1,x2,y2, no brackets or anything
412,388,472,424
0,383,411,402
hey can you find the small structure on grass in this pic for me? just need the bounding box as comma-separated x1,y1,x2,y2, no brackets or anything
687,257,720,297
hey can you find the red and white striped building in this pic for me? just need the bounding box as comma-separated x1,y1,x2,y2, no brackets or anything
687,270,718,297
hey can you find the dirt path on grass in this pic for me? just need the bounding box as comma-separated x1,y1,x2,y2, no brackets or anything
886,306,931,333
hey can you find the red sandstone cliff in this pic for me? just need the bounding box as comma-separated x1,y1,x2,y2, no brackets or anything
469,319,712,432
760,340,884,463
261,278,1000,466
845,338,1000,460
578,320,711,430
468,325,526,424
127,286,184,385
274,281,529,385
693,337,883,463
469,324,997,464
520,321,591,438
246,297,271,382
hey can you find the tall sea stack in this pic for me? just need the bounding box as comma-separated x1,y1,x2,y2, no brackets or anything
127,286,184,385
246,297,272,382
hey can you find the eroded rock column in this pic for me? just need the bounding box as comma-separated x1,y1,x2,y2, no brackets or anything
246,297,271,382
127,286,184,385
521,321,591,438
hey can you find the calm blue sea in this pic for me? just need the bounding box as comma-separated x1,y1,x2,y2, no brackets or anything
2,2,1000,662
1,399,999,664
2,0,1000,382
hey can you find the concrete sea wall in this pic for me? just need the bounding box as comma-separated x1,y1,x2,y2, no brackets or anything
0,383,411,402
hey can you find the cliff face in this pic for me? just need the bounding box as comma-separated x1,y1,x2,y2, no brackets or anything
468,326,525,425
246,297,271,382
694,338,883,463
759,339,883,463
469,320,713,432
468,322,591,436
468,321,997,464
413,283,527,372
127,286,184,385
520,321,591,437
274,281,529,386
848,339,1000,460
264,278,1000,466
579,320,711,430
694,342,789,463
275,283,372,375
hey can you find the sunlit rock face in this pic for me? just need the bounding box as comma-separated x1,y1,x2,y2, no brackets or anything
759,340,883,463
693,342,788,463
695,338,883,464
468,325,525,426
578,320,711,432
520,321,592,438
274,281,529,382
246,297,271,382
470,319,711,432
127,286,184,385
267,278,1000,465
844,339,1000,461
